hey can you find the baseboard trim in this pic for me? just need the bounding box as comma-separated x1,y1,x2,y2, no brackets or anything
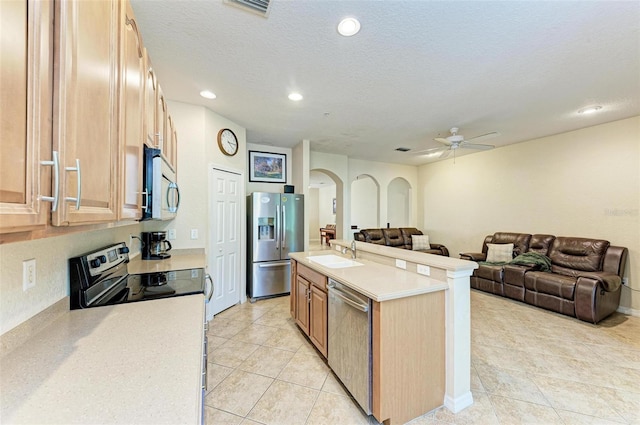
616,305,640,317
444,392,474,413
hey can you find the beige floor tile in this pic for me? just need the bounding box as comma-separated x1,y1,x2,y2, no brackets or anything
306,391,369,425
321,371,349,397
555,409,627,425
475,364,549,406
489,395,563,424
204,406,243,424
277,350,330,390
205,369,273,417
238,345,295,378
224,308,270,323
262,326,307,352
211,339,261,368
599,387,640,424
254,311,295,329
432,392,499,424
239,419,264,425
206,362,234,393
247,380,318,424
469,365,485,393
231,323,279,345
208,317,249,338
532,375,626,422
207,335,229,352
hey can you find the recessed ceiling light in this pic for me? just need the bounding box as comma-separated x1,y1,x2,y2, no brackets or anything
578,105,602,114
338,17,361,36
200,90,216,99
288,92,303,101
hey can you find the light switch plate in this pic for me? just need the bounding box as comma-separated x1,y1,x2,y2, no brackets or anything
395,259,406,269
190,229,198,240
168,229,176,240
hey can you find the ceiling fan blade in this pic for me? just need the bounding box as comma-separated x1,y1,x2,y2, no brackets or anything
413,146,448,155
439,149,451,159
434,137,452,145
465,131,499,144
461,143,494,150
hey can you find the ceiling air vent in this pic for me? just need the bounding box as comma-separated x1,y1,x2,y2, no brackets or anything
224,0,271,17
395,147,411,152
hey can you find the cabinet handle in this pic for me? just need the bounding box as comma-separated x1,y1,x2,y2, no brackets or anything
141,190,149,212
65,159,81,210
40,151,60,212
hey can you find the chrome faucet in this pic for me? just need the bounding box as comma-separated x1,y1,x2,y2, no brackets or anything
342,240,357,259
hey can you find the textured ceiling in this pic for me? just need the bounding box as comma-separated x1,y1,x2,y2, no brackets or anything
130,0,640,165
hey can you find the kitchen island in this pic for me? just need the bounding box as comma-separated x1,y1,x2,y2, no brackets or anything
0,295,205,424
289,240,477,424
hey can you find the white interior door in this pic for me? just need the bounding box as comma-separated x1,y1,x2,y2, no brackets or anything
209,167,242,317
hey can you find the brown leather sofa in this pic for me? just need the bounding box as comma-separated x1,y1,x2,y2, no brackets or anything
460,232,628,323
354,227,450,256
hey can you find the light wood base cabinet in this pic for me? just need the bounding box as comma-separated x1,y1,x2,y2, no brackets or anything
291,261,328,358
372,291,445,425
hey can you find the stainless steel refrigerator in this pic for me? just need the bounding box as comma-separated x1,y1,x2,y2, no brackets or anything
247,192,304,301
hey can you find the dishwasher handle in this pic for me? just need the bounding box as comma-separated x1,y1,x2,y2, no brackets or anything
328,285,369,313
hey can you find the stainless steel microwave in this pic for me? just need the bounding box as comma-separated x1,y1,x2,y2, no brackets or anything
142,146,179,221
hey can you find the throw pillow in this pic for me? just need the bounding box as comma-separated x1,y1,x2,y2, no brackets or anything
412,235,430,251
486,243,514,263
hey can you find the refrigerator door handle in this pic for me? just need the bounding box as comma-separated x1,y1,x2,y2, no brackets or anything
275,203,280,250
282,205,286,249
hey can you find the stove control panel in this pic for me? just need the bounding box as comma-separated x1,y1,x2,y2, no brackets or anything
85,242,130,276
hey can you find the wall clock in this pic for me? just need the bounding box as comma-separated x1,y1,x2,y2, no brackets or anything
217,128,238,156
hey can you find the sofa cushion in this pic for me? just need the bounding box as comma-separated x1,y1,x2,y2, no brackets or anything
549,237,610,275
412,235,430,251
476,264,503,282
382,228,404,248
360,229,386,245
491,233,532,256
400,228,423,248
486,243,514,263
528,234,555,255
524,271,576,300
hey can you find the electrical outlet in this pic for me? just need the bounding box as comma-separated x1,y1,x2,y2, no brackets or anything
395,259,406,269
190,229,198,240
335,244,341,252
23,259,36,291
168,229,176,240
622,277,629,286
417,264,430,276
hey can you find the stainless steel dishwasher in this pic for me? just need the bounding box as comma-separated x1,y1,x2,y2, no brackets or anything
327,279,372,415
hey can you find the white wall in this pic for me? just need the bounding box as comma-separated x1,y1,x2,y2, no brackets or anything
387,177,411,227
351,176,379,228
308,188,320,242
418,116,640,312
318,185,337,229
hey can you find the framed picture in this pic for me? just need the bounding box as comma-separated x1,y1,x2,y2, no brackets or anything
332,198,336,214
249,151,287,183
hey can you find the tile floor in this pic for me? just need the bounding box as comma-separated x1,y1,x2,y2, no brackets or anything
205,279,640,424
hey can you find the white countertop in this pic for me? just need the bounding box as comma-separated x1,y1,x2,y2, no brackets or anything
289,251,449,301
0,295,205,424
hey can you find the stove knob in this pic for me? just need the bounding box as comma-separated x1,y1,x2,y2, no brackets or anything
119,246,130,254
98,255,107,263
90,258,102,268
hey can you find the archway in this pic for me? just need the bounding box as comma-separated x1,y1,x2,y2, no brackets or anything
387,177,412,228
351,174,380,230
309,169,342,243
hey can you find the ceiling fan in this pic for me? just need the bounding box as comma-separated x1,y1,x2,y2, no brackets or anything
414,127,499,159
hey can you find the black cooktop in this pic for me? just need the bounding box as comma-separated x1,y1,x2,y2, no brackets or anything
69,242,206,310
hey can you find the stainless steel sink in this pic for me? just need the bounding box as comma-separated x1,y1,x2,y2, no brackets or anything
306,255,364,268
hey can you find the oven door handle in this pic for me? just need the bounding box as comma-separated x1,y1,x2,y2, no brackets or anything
205,274,214,302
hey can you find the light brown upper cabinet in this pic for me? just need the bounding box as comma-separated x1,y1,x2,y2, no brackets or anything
118,0,145,220
0,0,53,233
143,49,158,150
52,0,120,225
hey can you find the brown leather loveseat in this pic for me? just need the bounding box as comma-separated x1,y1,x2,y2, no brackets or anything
460,232,628,323
354,227,449,256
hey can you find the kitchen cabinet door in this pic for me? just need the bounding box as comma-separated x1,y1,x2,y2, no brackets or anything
295,275,310,333
143,49,157,149
290,260,297,318
309,284,328,357
0,0,53,233
52,0,119,225
118,0,144,220
156,83,169,161
165,114,177,171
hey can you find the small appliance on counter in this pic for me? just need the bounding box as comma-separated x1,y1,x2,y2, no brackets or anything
141,231,172,260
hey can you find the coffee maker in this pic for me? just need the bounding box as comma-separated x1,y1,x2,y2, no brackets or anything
141,231,172,260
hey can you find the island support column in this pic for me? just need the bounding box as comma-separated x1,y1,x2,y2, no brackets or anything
443,268,474,413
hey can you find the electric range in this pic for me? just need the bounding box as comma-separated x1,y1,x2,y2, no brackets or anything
69,242,212,310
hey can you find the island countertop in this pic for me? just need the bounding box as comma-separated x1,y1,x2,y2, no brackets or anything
0,295,205,424
289,250,449,301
